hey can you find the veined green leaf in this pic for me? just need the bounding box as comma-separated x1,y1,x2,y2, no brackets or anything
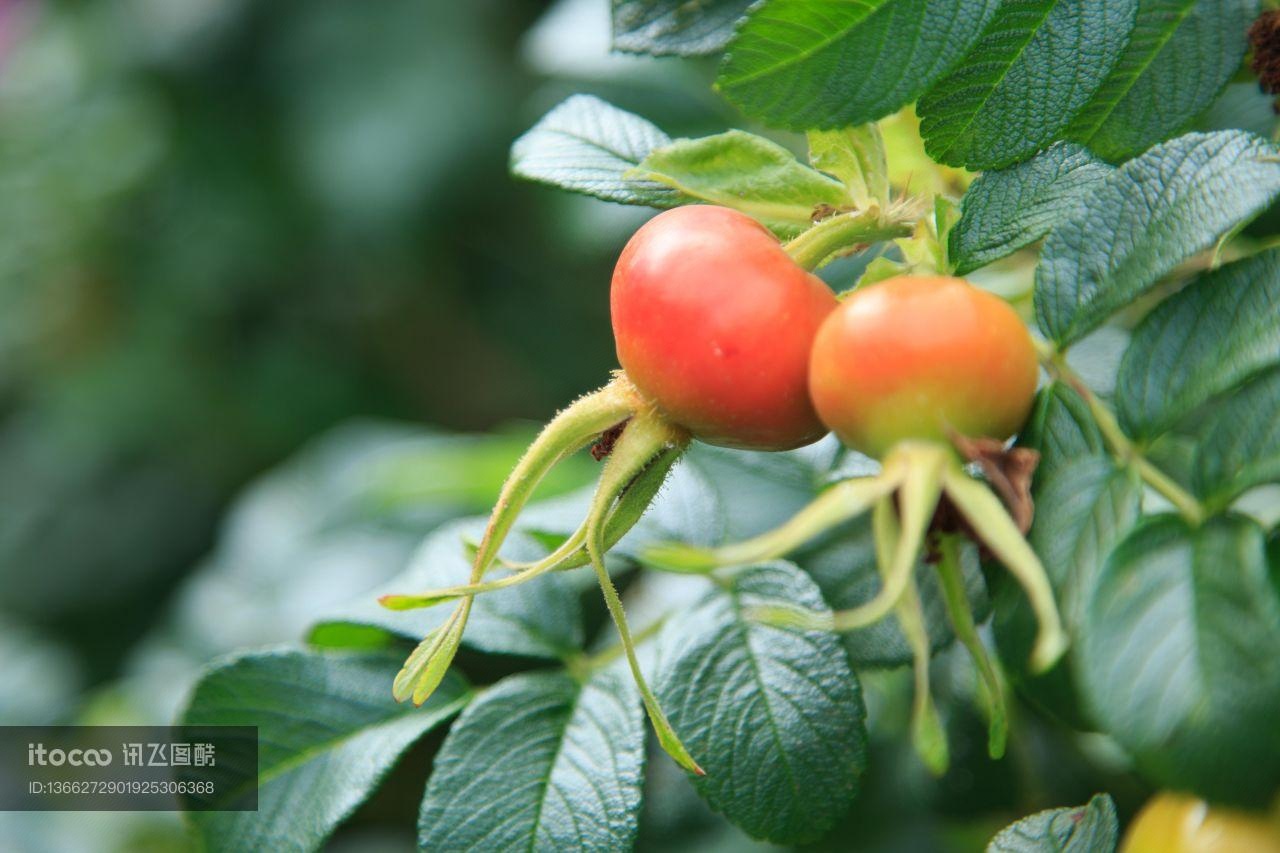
995,384,1138,729
1036,131,1280,347
1116,249,1280,440
918,0,1139,170
1080,515,1280,805
1193,368,1280,506
611,0,755,56
419,669,645,851
510,95,687,207
987,794,1119,852
951,143,1112,275
632,130,851,236
717,0,999,130
1068,0,1258,162
184,649,469,853
653,561,867,843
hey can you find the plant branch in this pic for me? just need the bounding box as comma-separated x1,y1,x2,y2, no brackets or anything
783,206,915,271
1035,340,1206,526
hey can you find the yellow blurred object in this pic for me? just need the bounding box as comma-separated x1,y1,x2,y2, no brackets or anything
1121,793,1280,853
880,106,974,198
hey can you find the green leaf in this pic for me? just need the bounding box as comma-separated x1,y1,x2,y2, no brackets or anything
808,125,890,208
716,0,999,130
951,143,1112,275
800,514,990,668
917,0,1139,170
611,0,755,56
632,130,851,236
1116,248,1280,440
314,518,585,660
510,95,687,208
986,794,1119,852
1080,515,1280,805
1036,131,1280,346
183,648,469,853
995,384,1137,728
1193,368,1280,506
653,561,867,843
1018,382,1107,484
1068,0,1258,162
419,668,645,851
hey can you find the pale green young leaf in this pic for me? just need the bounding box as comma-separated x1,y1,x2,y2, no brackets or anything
632,130,852,236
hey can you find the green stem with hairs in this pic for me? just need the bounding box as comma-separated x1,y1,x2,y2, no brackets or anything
783,206,915,271
583,410,703,775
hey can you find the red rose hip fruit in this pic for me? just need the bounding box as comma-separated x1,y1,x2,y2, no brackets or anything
808,275,1038,459
611,205,839,450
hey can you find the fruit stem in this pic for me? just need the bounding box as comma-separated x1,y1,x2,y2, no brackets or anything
583,410,703,775
935,533,1008,760
783,206,915,271
1035,340,1205,526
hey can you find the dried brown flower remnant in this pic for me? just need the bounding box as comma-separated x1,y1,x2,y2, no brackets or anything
950,433,1040,535
1250,10,1280,99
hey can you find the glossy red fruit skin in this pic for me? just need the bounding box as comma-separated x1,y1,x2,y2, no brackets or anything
808,275,1038,459
611,205,838,451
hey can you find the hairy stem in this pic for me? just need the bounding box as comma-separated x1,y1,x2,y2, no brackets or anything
783,206,915,271
584,411,702,774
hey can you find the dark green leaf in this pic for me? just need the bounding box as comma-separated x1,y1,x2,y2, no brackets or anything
184,649,469,853
918,0,1139,170
987,793,1119,852
1193,368,1280,505
510,95,686,207
420,668,645,851
1080,515,1280,805
951,143,1112,275
1018,383,1107,484
1036,131,1280,346
1068,0,1258,162
611,0,755,56
801,515,989,668
996,384,1138,728
716,0,999,130
653,561,867,843
1116,248,1280,440
314,518,584,660
632,130,851,236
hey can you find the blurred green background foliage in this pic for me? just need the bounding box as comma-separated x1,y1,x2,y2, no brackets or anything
1,1,1276,851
